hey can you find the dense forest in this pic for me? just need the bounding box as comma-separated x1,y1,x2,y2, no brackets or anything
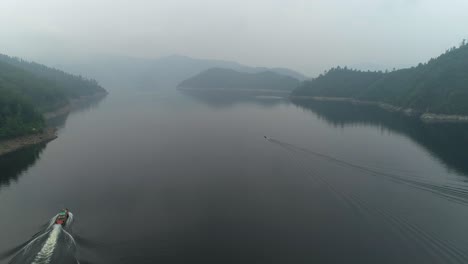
292,41,468,115
0,54,105,139
0,54,106,98
178,68,300,91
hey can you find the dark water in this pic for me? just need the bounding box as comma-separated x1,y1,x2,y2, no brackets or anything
2,89,468,264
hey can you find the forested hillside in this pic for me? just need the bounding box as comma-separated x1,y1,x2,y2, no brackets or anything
0,55,106,139
292,68,384,98
0,54,106,98
292,41,468,115
178,68,300,91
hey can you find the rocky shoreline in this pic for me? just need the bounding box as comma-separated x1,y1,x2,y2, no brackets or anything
0,92,108,157
0,128,58,156
290,96,468,123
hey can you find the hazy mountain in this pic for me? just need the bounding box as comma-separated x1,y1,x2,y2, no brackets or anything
292,42,468,115
256,67,308,81
178,68,300,92
55,54,308,90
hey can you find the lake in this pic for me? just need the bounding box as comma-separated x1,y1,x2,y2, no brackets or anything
2,88,468,264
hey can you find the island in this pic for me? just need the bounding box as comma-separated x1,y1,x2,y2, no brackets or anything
177,68,300,96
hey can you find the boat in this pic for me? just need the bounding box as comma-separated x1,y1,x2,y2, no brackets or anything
54,209,70,226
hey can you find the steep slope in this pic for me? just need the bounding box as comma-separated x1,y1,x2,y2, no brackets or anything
293,42,468,115
292,68,384,98
0,55,106,139
0,54,106,98
360,44,468,114
0,61,51,138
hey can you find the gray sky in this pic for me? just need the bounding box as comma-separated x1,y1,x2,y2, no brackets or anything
1,0,468,75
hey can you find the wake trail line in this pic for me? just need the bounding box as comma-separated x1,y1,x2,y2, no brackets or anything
272,140,468,263
267,137,468,206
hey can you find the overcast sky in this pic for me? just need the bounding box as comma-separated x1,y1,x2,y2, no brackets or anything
1,0,468,75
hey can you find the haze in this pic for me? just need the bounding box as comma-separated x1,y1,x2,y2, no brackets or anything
1,0,468,75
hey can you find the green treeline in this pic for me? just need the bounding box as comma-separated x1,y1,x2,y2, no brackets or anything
292,68,384,98
0,54,106,99
0,85,44,139
292,41,468,115
0,54,105,139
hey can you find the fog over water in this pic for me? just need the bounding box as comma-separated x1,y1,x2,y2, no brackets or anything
2,0,468,75
2,90,468,263
2,1,468,263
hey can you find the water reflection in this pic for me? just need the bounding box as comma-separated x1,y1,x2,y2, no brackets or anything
291,99,468,176
0,143,47,188
47,94,107,129
0,94,107,191
179,89,286,108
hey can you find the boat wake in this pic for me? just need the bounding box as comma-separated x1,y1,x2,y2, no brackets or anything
266,137,468,206
6,214,78,264
266,136,468,263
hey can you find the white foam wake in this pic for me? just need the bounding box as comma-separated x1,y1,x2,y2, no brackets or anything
47,214,59,229
31,224,61,264
66,212,74,228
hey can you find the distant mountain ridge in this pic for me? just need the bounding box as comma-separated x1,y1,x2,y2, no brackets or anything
177,68,301,92
292,41,468,116
126,54,309,81
54,54,308,90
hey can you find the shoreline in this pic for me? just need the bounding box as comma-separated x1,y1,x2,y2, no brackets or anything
0,91,108,157
290,96,468,123
44,91,108,120
0,128,58,156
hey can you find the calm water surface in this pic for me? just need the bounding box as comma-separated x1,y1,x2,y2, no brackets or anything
2,89,468,263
